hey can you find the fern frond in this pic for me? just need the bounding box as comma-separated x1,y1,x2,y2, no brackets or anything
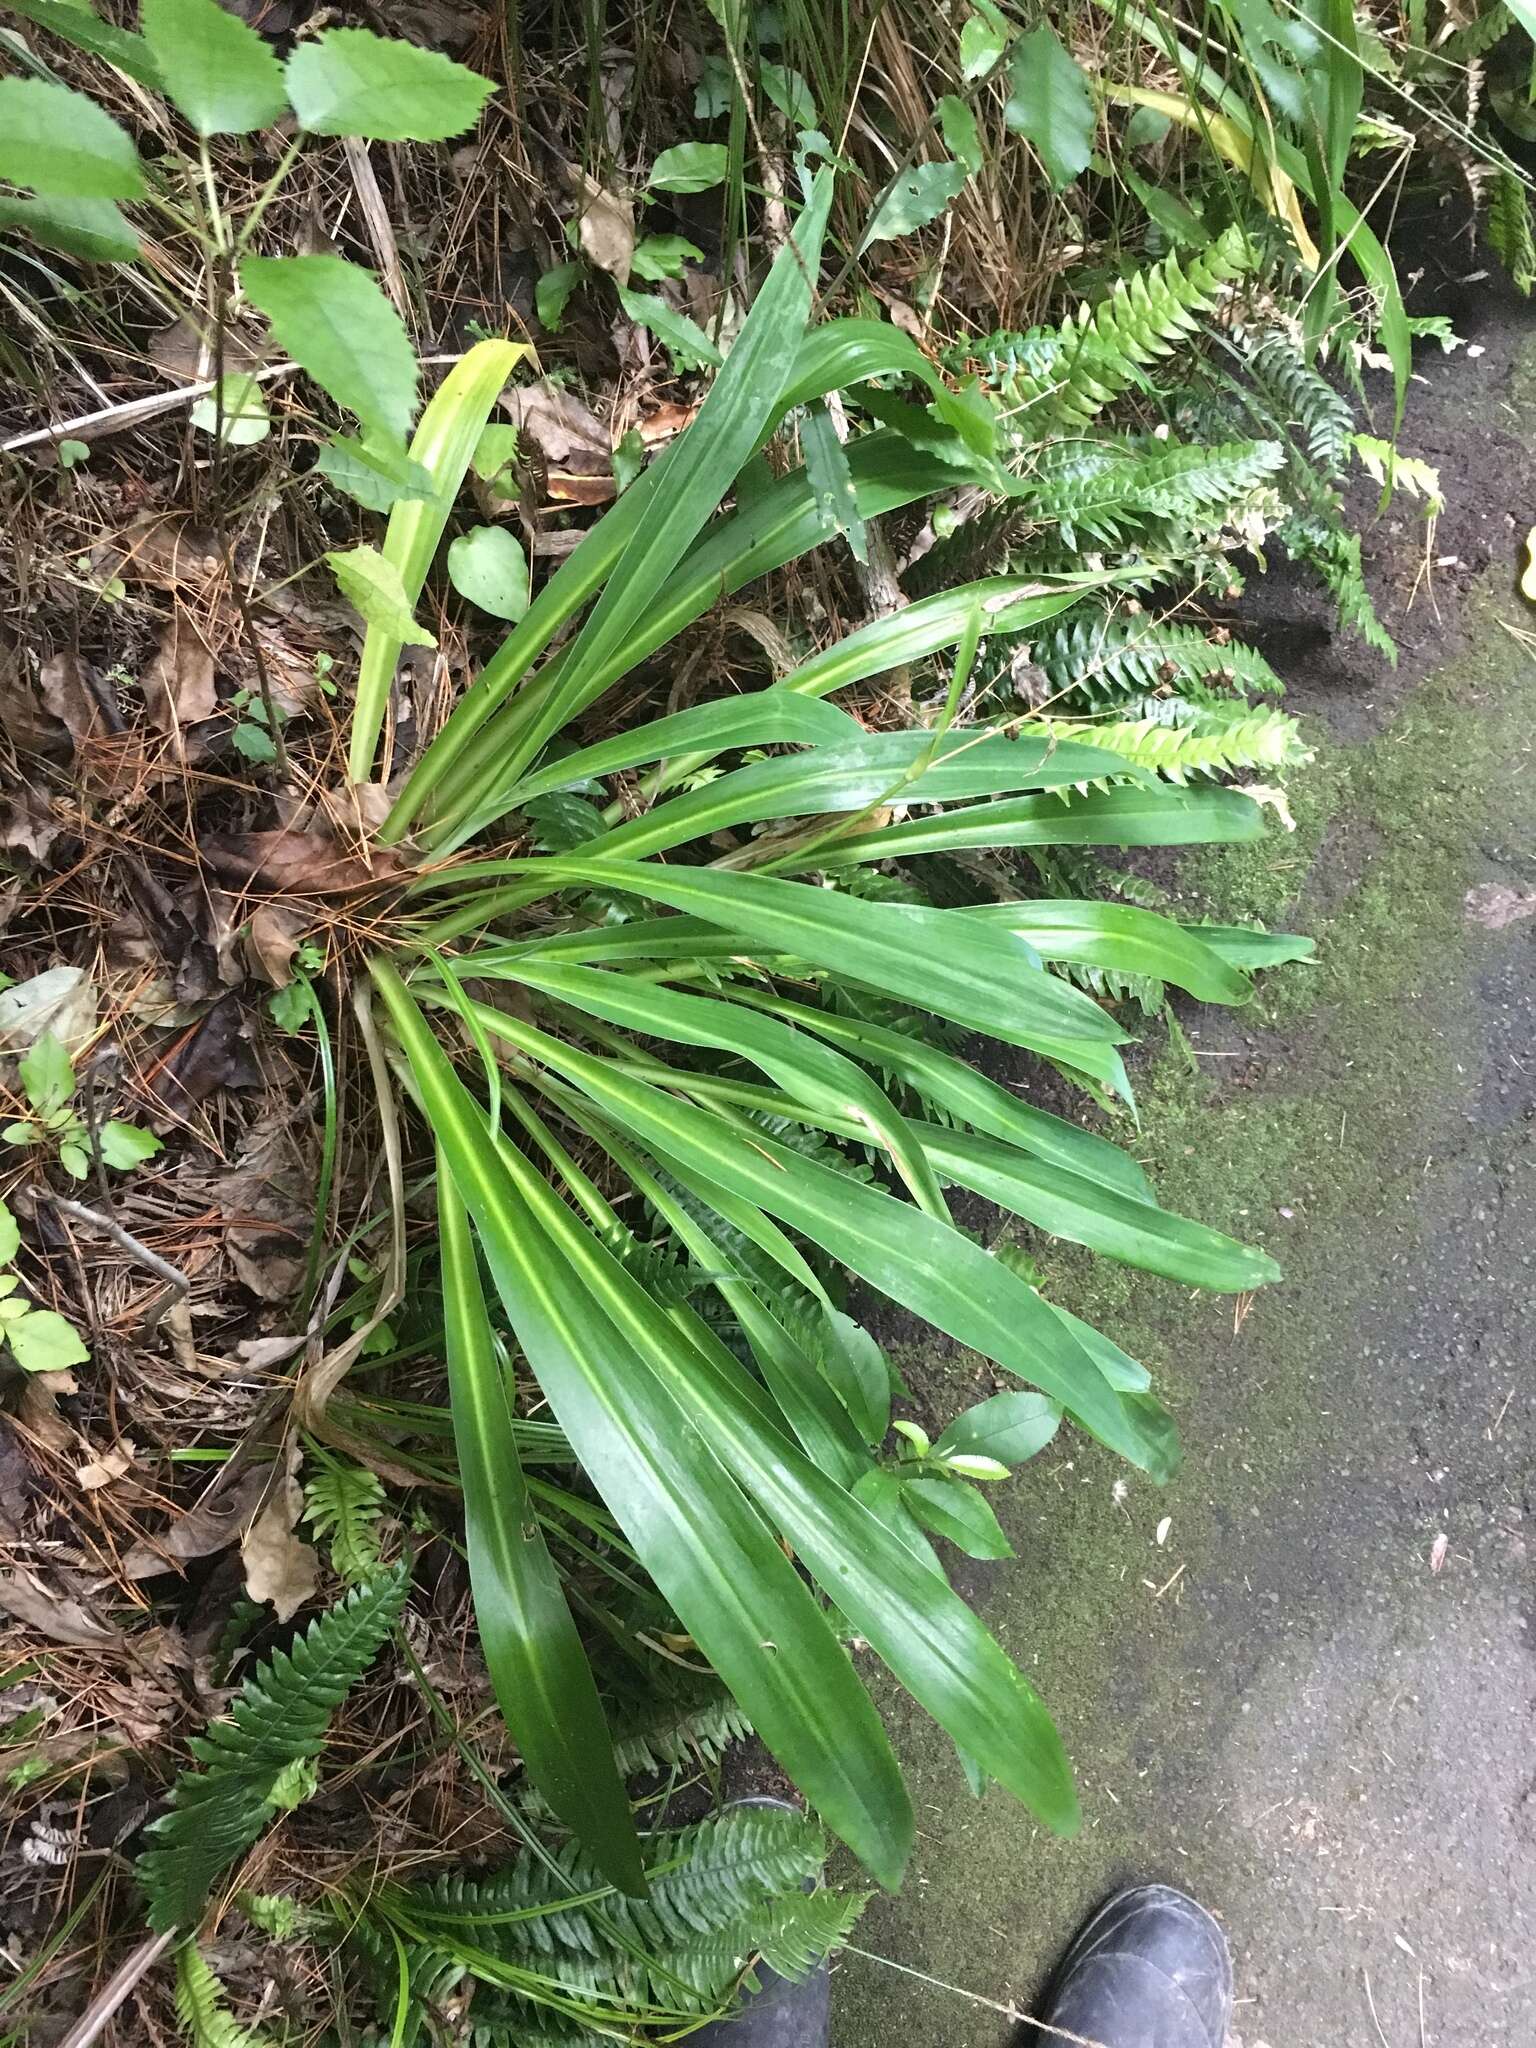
993,227,1254,432
137,1567,408,1933
1488,171,1535,295
1041,706,1310,782
1030,607,1284,711
1242,332,1355,473
173,1942,270,2048
1281,517,1397,662
302,1457,386,1584
1019,437,1285,548
661,1887,868,1995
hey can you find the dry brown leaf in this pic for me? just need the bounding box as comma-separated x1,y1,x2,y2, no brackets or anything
244,903,306,987
568,167,634,283
122,1462,270,1579
501,380,611,470
114,514,222,592
241,1442,319,1622
75,1438,137,1491
547,471,616,506
204,826,404,896
15,1368,79,1455
0,1570,122,1646
143,610,218,730
39,652,107,742
0,789,66,863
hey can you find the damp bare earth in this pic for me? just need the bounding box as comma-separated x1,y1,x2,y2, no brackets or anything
831,289,1536,2043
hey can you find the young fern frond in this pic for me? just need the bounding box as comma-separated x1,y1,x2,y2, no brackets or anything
1282,518,1397,663
1018,437,1285,548
302,1456,387,1584
173,1943,269,2048
137,1567,408,1933
980,226,1255,433
1041,706,1310,782
1488,170,1536,297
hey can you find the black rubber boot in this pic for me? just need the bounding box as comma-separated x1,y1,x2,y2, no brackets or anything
1026,1884,1233,2048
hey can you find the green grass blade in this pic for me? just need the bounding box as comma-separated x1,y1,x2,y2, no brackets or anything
529,861,1132,1087
436,1160,646,1895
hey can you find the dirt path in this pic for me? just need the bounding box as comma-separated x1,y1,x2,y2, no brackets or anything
831,257,1536,2046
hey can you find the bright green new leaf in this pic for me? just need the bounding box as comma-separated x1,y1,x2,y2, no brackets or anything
761,61,817,129
241,255,419,444
631,233,705,282
938,95,985,175
314,434,434,512
535,259,583,330
6,1308,89,1373
447,527,531,622
960,5,1009,79
436,1163,645,1894
0,1201,19,1268
98,1122,163,1170
0,196,140,264
470,424,520,487
649,142,730,193
615,285,722,370
284,28,494,140
327,545,437,648
935,1391,1061,1467
861,161,969,247
190,373,270,446
0,78,144,200
1005,25,1097,190
140,0,287,137
903,1476,1013,1559
20,1034,73,1117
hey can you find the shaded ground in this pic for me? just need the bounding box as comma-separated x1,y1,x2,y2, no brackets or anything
831,255,1536,2044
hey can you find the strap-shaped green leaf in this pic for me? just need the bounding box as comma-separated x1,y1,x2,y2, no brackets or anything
812,781,1264,867
530,861,1131,1084
436,1161,645,1896
437,1003,1174,1476
736,990,1153,1202
582,729,1136,865
957,900,1253,1004
372,960,915,1889
911,1124,1279,1290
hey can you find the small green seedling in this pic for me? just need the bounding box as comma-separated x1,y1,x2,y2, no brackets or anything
2,1032,162,1182
0,1197,89,1373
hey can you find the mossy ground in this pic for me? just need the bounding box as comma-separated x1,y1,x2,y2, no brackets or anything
831,430,1536,2041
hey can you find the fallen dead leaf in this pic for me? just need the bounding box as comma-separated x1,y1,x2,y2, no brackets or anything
0,788,67,863
547,471,616,506
75,1438,137,1490
114,513,222,591
0,1570,123,1646
568,166,634,282
241,1442,319,1622
122,1462,270,1579
204,826,404,896
38,651,108,744
148,994,261,1116
244,902,307,987
501,380,611,471
0,965,98,1054
142,609,219,730
15,1368,79,1455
